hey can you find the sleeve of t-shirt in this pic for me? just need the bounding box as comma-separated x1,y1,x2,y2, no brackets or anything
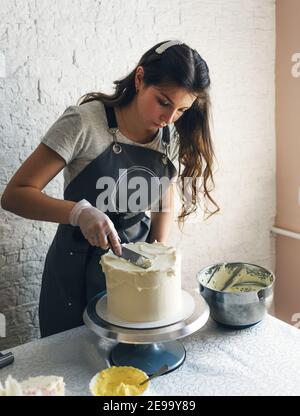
40,106,85,164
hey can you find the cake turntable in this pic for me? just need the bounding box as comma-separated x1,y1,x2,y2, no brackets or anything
83,288,209,376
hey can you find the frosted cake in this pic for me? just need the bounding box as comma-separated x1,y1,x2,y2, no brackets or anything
0,375,65,396
100,242,182,322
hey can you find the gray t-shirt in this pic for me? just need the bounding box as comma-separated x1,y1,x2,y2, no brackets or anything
41,100,180,190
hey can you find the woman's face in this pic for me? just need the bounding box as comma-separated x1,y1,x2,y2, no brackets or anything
135,66,197,130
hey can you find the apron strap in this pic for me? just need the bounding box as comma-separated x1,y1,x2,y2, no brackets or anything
104,102,170,148
118,212,146,229
104,104,118,129
162,124,170,146
109,211,147,232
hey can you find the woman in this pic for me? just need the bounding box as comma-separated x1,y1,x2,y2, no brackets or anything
1,40,219,337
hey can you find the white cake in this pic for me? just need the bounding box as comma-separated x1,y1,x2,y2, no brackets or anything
0,375,65,396
100,241,182,322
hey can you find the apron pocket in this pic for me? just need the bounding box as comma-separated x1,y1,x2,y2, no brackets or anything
59,249,88,308
39,245,88,336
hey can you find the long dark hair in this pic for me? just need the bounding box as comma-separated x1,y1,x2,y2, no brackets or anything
77,40,220,226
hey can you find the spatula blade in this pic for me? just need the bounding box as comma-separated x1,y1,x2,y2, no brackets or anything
119,246,153,269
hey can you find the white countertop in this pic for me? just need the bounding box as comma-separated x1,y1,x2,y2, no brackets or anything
1,314,300,396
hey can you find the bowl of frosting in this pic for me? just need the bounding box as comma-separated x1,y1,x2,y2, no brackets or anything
89,366,150,396
197,262,275,328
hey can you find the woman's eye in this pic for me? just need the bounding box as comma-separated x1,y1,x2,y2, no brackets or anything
158,98,169,107
158,98,186,113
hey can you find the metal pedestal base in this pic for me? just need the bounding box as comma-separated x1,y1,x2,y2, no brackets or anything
109,341,186,376
83,288,210,377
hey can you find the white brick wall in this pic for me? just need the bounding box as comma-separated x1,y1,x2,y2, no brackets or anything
0,0,276,348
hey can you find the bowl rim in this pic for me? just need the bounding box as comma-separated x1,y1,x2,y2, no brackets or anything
196,261,275,294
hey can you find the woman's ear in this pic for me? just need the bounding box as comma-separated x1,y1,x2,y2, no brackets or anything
135,66,145,91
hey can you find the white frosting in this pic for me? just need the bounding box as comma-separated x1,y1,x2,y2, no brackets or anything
100,242,182,322
0,375,65,396
0,375,23,396
205,264,272,292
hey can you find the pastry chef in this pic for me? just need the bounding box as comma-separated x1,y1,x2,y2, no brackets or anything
1,40,218,337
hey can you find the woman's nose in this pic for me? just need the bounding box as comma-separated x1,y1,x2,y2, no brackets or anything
160,109,177,125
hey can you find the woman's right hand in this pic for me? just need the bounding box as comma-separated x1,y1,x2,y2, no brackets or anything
77,206,122,255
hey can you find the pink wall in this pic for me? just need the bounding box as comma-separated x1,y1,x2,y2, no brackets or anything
275,0,300,324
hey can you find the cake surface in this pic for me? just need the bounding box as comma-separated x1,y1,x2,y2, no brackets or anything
0,375,65,396
100,241,182,322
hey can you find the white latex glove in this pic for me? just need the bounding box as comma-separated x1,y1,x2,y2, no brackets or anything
69,200,122,255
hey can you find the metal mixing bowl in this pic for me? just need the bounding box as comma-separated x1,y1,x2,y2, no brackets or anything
196,262,275,328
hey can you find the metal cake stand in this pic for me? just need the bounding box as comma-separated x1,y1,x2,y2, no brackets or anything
83,288,209,375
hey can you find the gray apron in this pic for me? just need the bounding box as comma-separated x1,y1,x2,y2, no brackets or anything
38,103,177,337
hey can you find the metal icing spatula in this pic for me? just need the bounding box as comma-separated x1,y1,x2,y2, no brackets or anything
118,245,153,269
139,364,169,385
